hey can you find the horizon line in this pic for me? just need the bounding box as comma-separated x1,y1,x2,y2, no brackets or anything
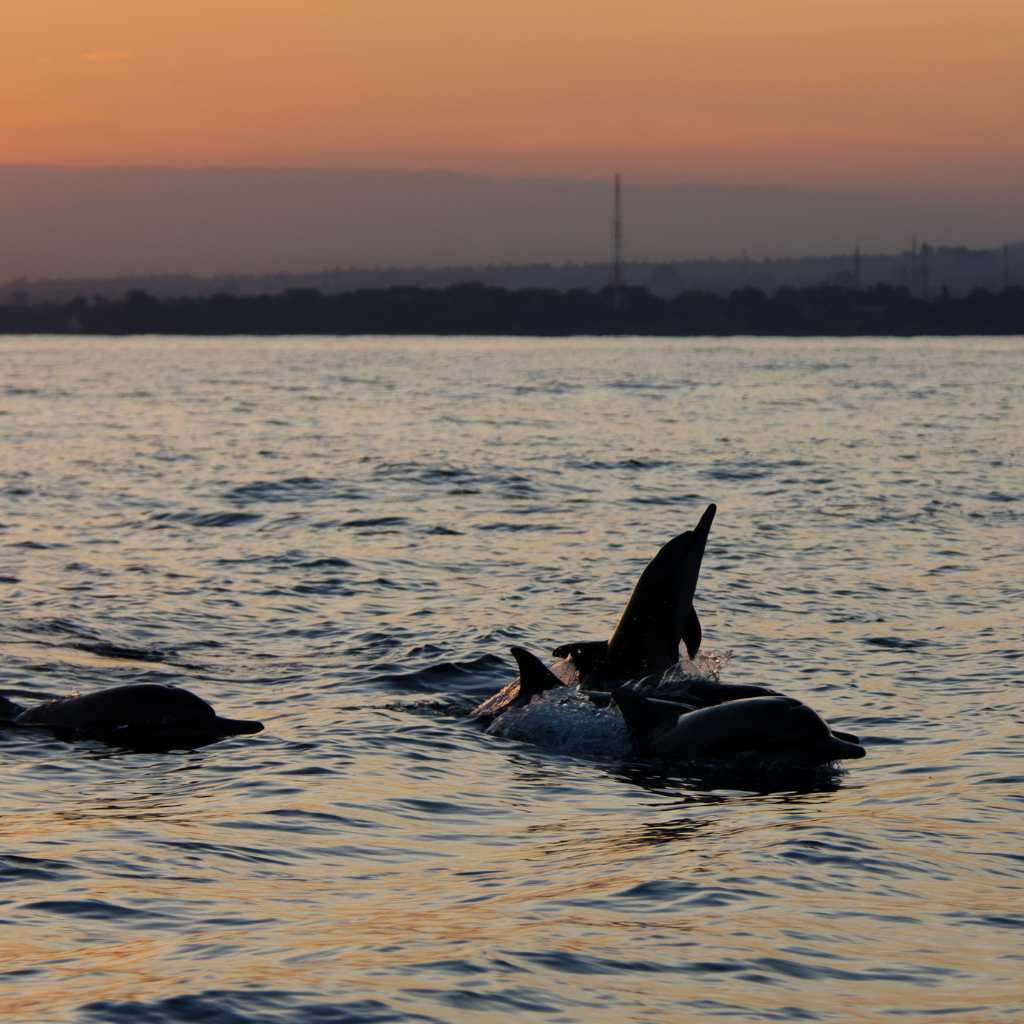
3,162,1018,203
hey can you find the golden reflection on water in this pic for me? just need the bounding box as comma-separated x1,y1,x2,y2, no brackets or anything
3,753,1022,1022
1,337,1022,1022
3,643,180,674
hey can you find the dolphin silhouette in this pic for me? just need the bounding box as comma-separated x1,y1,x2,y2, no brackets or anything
612,688,865,767
0,683,263,751
553,503,718,684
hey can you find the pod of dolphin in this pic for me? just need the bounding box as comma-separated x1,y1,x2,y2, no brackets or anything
0,504,865,767
470,504,865,768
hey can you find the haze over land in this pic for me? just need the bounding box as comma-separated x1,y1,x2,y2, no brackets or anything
5,1,1021,282
2,166,1022,282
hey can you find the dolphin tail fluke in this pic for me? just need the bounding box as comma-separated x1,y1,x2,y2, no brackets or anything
510,647,564,700
607,503,716,677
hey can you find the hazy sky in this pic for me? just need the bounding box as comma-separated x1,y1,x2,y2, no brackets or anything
6,1,1022,197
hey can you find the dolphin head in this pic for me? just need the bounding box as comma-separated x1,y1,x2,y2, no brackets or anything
761,700,866,765
108,686,264,749
700,697,866,766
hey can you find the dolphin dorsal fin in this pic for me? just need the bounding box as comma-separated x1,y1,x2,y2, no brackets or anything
0,695,26,722
606,504,716,678
510,647,564,700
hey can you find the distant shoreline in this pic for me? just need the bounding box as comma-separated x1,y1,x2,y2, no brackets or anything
2,283,1022,337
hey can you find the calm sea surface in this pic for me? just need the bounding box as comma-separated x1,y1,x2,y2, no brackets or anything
1,335,1021,1024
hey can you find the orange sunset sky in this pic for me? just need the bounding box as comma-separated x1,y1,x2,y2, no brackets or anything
5,0,1023,196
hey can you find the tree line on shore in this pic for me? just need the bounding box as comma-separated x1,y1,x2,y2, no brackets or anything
2,283,1023,336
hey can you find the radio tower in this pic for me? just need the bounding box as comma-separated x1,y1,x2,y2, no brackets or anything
611,173,623,297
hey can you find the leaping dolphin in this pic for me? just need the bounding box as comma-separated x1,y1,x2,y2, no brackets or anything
613,688,865,767
553,503,718,685
0,683,263,751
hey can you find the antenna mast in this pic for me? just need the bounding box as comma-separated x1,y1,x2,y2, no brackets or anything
611,173,623,294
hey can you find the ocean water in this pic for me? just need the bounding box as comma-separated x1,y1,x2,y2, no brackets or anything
0,335,1021,1024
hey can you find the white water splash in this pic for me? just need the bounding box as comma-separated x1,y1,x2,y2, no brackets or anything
485,649,734,757
625,648,733,700
485,683,630,758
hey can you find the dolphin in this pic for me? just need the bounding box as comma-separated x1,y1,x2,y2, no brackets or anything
612,688,865,767
0,683,263,751
552,503,718,685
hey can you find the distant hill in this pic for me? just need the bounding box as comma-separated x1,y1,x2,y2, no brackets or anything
3,246,1021,304
1,165,1022,282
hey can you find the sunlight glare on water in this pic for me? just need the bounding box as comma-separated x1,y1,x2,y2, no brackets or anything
0,335,1021,1023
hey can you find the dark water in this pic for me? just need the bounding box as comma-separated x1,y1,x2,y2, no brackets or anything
1,335,1021,1023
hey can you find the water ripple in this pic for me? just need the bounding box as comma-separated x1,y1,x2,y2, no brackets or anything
0,335,1021,1024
